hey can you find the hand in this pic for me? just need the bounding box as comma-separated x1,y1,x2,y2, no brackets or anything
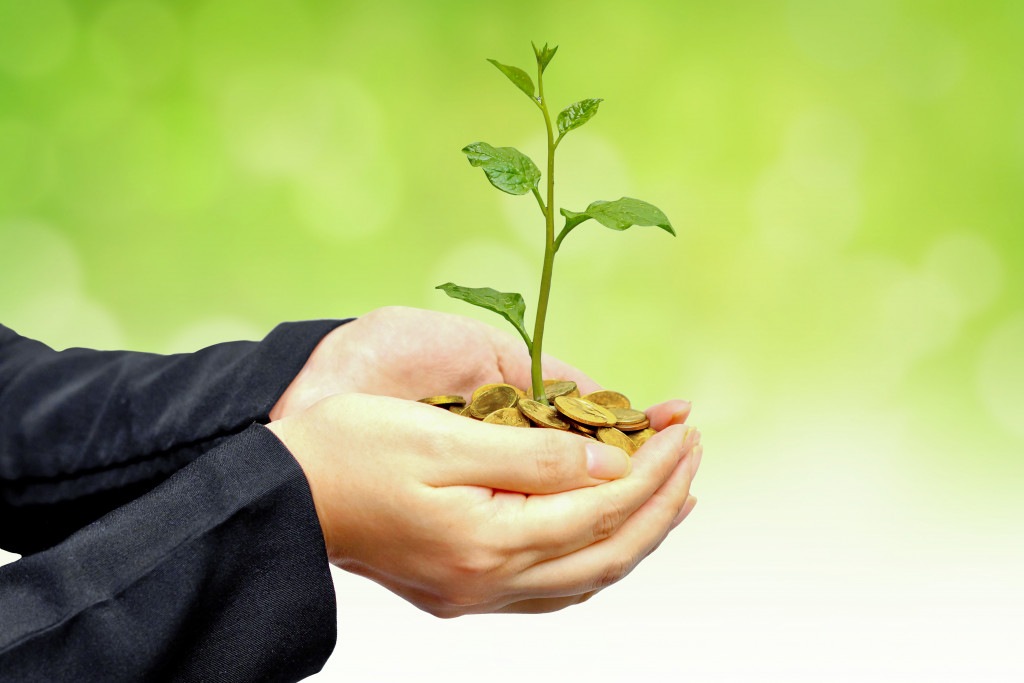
267,392,702,617
270,306,614,420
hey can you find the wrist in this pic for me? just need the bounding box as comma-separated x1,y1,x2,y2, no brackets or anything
269,322,354,421
265,418,333,558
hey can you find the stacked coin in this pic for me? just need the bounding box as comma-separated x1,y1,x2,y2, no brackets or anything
418,379,658,455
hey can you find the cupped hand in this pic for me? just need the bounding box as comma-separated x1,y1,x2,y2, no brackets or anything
267,392,701,618
270,306,605,420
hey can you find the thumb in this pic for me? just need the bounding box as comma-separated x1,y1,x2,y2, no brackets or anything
433,419,633,494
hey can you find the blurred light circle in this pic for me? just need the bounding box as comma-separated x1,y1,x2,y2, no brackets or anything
787,0,896,70
0,220,124,350
0,219,82,298
887,22,964,100
784,108,865,173
89,0,181,89
977,315,1024,441
427,241,536,314
923,233,1002,315
0,119,58,208
0,0,75,78
878,270,963,360
218,71,370,178
292,153,400,242
191,0,314,81
752,158,862,257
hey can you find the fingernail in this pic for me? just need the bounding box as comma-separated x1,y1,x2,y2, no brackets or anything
670,495,698,529
586,443,631,480
682,426,696,450
670,401,692,423
691,445,703,481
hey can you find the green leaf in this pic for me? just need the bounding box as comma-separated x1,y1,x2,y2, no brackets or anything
461,142,542,196
531,42,558,74
560,197,676,236
557,98,603,136
487,59,535,100
436,283,532,347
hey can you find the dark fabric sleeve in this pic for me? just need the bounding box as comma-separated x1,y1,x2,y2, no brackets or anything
0,423,337,682
0,319,352,554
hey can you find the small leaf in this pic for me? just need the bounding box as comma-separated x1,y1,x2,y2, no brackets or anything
462,142,542,196
531,42,558,74
487,59,535,100
560,197,675,236
557,98,603,136
436,283,532,346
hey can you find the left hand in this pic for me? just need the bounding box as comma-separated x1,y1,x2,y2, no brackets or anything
273,305,643,419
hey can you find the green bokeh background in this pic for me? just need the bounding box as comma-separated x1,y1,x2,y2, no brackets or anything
1,0,1022,678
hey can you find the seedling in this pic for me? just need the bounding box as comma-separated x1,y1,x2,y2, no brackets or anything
438,43,675,405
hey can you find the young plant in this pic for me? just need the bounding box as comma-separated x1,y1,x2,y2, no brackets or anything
438,43,675,405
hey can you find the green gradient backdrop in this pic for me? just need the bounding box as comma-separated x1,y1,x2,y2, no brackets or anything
1,1,1022,680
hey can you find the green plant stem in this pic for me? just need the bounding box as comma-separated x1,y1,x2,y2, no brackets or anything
530,64,558,405
531,187,546,215
553,223,574,251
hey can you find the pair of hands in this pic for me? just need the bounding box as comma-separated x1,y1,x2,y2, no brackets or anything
266,306,701,617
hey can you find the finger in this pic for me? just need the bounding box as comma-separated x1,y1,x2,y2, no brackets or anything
428,417,634,493
507,441,699,598
670,493,698,530
501,425,699,565
639,491,699,571
689,443,703,484
645,399,693,431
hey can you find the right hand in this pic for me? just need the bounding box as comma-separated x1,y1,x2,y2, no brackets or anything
267,392,702,618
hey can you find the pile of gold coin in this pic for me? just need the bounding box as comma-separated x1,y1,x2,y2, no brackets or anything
418,379,657,455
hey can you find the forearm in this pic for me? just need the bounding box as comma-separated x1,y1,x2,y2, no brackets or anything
0,319,352,553
0,424,336,682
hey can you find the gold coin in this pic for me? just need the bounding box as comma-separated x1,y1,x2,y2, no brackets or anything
418,395,466,407
530,380,578,402
581,390,630,410
472,383,520,404
482,407,531,428
517,398,572,430
609,408,649,431
628,428,658,448
553,396,617,427
571,421,596,436
469,385,519,418
596,427,637,456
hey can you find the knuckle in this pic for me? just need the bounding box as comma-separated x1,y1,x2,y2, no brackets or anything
592,556,634,591
533,434,578,488
450,534,506,579
591,499,626,542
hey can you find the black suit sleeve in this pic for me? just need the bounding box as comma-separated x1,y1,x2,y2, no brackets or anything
0,319,351,553
0,319,354,680
0,424,338,682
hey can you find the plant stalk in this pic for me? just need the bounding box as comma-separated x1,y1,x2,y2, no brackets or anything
530,64,558,404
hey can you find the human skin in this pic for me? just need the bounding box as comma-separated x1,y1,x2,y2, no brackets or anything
267,306,701,617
